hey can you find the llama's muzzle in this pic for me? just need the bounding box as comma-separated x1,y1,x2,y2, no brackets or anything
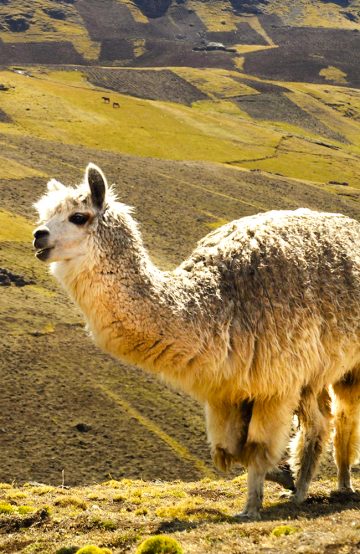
33,226,53,261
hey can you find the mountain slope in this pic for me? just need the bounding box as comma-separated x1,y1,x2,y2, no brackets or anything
0,0,359,490
0,0,359,88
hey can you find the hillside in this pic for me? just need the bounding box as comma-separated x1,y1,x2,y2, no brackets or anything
0,63,359,486
0,1,359,552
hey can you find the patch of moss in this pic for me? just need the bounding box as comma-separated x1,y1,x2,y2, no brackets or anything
0,502,15,513
90,516,117,531
18,505,35,514
56,548,79,554
54,496,88,510
75,547,112,554
271,525,298,537
320,66,347,85
135,507,148,516
136,535,183,554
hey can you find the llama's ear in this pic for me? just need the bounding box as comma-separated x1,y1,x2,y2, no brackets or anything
47,178,65,192
86,163,108,210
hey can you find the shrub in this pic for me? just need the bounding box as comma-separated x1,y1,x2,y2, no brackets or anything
136,535,183,554
18,505,35,514
0,503,14,514
271,525,298,537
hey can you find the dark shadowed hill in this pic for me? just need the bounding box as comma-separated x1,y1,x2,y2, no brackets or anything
0,1,359,87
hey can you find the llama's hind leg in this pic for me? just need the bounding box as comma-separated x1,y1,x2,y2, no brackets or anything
237,395,298,519
291,388,332,504
333,370,360,493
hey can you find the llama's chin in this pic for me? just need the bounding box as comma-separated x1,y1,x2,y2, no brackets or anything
35,247,53,262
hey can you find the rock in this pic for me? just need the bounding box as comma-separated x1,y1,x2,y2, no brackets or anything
0,272,11,286
193,42,236,53
43,8,67,21
4,15,31,32
0,268,34,287
75,423,92,433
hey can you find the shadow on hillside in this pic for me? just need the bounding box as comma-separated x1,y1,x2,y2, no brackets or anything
155,490,360,533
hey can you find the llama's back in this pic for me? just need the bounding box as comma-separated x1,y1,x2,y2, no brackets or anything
180,209,360,395
190,208,360,310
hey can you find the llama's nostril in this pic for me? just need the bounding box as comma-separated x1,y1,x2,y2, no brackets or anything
33,227,50,239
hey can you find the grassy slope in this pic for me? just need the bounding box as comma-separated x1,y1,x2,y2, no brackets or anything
1,68,360,187
0,66,359,486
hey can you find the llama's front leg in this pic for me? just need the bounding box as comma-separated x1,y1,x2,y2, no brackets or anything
237,395,298,520
205,400,252,472
206,400,295,491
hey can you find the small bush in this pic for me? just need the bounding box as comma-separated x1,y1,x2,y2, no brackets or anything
135,507,148,516
136,535,183,554
89,516,117,531
56,548,79,554
54,496,88,510
0,502,14,514
18,505,35,514
271,525,298,537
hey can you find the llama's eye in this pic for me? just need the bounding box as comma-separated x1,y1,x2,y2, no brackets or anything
69,213,90,225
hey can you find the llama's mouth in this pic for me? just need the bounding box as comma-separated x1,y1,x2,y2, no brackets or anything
35,247,53,262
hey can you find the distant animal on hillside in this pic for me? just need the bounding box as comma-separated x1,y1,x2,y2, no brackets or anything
112,102,120,109
102,96,110,104
33,164,360,519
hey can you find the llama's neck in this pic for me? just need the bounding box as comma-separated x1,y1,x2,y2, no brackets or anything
51,246,215,396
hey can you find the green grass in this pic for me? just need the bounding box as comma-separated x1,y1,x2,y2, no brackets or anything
1,67,359,189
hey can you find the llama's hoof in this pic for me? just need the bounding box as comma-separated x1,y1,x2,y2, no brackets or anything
279,490,295,500
280,490,305,504
234,509,261,521
292,491,307,505
338,486,355,494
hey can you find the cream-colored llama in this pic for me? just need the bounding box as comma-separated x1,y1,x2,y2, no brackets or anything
33,164,360,519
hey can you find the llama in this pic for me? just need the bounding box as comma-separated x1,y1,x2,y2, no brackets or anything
33,164,360,519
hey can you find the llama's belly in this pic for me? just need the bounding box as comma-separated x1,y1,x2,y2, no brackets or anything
218,324,360,403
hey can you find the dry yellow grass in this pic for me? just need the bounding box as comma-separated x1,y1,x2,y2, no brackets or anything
0,477,359,553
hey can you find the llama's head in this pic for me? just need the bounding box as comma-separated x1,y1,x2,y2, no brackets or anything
33,163,136,265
